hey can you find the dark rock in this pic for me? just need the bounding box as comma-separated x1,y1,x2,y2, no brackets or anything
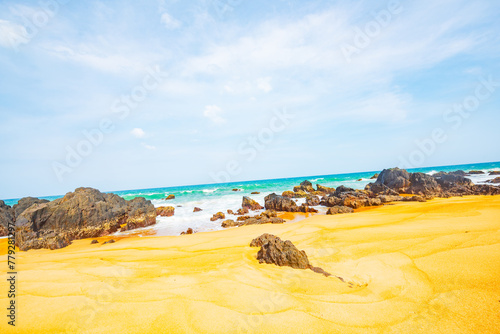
487,177,500,184
251,192,260,194
103,239,116,244
180,228,194,235
316,184,335,194
250,234,310,269
467,170,485,175
235,208,249,215
408,173,441,195
334,185,356,197
13,197,49,218
370,173,379,179
164,194,175,200
305,195,320,206
326,206,353,215
210,212,225,221
264,193,300,212
489,171,500,175
282,191,294,198
91,239,99,244
222,211,284,228
373,168,411,192
242,196,264,211
232,188,241,192
357,178,363,181
227,209,234,215
156,206,175,217
15,188,156,251
0,200,14,237
193,207,203,212
221,220,237,228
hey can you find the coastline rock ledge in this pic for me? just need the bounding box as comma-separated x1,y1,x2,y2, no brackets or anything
14,187,156,251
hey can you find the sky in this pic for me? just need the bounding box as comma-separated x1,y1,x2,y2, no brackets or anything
0,0,499,199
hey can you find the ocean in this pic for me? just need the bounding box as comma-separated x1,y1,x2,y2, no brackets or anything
3,161,500,237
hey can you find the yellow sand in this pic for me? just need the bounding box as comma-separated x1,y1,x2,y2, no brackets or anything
1,195,500,333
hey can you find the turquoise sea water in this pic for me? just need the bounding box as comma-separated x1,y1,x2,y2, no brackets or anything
3,161,500,236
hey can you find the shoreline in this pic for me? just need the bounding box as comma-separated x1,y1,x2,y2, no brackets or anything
1,195,500,333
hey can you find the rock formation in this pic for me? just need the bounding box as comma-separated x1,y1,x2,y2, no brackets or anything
14,187,156,251
156,206,175,217
242,196,264,211
221,211,284,228
210,212,225,221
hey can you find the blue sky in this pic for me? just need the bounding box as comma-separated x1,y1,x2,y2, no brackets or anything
0,0,499,199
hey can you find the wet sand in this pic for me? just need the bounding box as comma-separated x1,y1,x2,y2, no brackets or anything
1,195,500,333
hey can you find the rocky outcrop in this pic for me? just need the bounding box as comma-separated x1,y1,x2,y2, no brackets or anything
487,177,500,184
282,191,294,198
306,195,320,206
250,234,311,269
264,194,318,213
164,194,175,200
0,200,14,237
13,197,49,218
156,206,175,217
235,208,249,215
365,169,500,197
293,180,315,193
193,207,202,212
210,212,225,221
467,170,484,175
15,187,156,251
489,171,500,175
222,211,284,228
180,228,194,235
316,184,335,194
370,173,379,179
242,196,264,211
249,234,332,277
326,206,353,215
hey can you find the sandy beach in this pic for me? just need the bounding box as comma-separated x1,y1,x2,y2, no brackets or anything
1,195,500,333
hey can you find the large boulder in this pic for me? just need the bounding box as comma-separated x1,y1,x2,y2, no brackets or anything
264,193,299,212
242,196,264,211
250,234,311,269
13,197,49,218
326,206,353,215
408,173,441,195
156,206,175,217
15,187,156,251
373,168,411,193
0,200,14,237
316,184,335,194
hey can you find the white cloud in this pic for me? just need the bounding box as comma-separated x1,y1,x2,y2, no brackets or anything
161,12,181,30
0,19,29,49
131,128,146,138
256,77,272,93
142,143,156,150
203,105,225,124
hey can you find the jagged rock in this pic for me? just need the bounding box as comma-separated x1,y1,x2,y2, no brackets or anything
292,190,309,198
326,206,353,215
316,184,335,194
13,197,49,218
373,168,411,192
489,171,500,175
235,208,249,215
156,206,175,217
193,207,202,212
250,234,310,269
306,195,320,206
370,173,379,179
265,193,299,212
222,211,284,228
282,191,294,198
227,209,234,214
408,173,441,195
91,239,99,244
0,200,14,237
242,196,264,211
487,177,500,184
15,188,156,251
180,228,194,235
164,194,175,200
210,212,225,221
